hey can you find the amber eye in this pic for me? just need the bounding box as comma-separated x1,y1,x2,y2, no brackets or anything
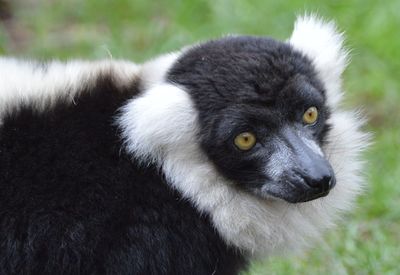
303,106,319,125
234,132,256,151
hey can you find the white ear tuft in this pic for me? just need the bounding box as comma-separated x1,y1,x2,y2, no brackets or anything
118,83,198,164
139,52,181,90
289,15,349,107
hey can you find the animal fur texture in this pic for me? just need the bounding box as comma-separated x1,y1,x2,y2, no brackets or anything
0,16,369,275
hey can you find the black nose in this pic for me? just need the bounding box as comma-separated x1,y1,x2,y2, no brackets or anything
303,174,336,191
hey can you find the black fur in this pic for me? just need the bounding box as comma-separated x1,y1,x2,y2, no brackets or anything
0,75,245,274
168,36,333,202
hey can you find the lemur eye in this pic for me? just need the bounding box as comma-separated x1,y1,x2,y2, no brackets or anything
234,132,256,151
303,106,319,125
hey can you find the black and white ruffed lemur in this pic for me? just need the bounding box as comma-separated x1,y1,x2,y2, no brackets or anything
0,16,369,275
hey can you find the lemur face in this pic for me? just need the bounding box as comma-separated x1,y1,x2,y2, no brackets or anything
167,36,335,203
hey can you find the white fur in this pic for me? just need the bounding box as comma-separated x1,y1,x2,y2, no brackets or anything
0,58,139,125
289,15,348,108
118,15,370,256
139,52,182,90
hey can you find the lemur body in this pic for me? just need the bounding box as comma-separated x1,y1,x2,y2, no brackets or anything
0,16,369,275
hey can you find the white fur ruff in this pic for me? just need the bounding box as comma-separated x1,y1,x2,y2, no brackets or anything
118,15,370,256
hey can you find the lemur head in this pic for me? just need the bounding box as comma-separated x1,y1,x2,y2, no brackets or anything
119,16,368,254
167,36,334,203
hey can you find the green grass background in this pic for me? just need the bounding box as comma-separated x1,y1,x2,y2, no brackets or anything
1,0,399,274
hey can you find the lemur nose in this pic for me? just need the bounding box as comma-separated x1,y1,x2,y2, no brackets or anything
304,174,336,191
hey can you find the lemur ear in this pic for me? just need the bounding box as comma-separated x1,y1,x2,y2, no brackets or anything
138,52,181,89
118,83,197,164
288,15,348,107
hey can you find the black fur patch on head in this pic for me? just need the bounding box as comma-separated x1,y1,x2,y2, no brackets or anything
167,36,333,200
168,36,326,118
167,36,330,142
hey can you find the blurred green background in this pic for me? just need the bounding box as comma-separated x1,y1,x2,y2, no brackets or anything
1,0,399,274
